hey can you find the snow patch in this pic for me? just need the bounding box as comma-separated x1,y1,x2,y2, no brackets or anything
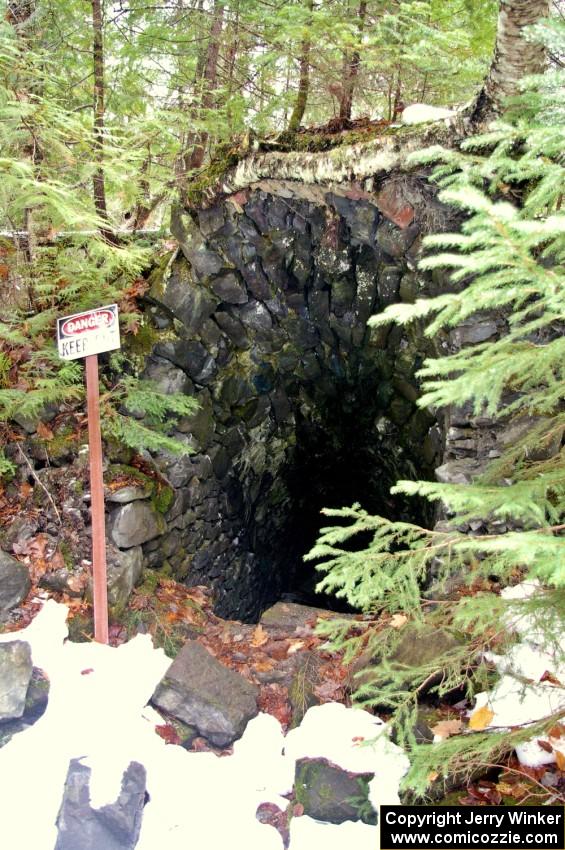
284,702,410,808
470,581,565,769
0,601,409,850
401,104,457,125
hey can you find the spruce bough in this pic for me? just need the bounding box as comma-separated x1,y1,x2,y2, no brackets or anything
306,19,565,794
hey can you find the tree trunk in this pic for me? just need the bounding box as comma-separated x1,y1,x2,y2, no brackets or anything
472,0,551,123
91,0,109,229
185,0,225,173
225,0,241,133
338,0,367,121
7,0,38,267
287,0,314,132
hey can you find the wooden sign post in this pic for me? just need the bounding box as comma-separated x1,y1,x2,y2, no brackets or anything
57,304,121,643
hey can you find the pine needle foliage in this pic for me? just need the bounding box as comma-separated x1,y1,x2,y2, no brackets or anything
306,19,565,792
0,19,197,465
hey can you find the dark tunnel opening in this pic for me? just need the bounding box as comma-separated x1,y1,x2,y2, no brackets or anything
254,367,438,614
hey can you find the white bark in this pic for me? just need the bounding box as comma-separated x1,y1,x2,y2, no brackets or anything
474,0,551,122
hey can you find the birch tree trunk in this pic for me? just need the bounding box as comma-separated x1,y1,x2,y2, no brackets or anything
472,0,551,123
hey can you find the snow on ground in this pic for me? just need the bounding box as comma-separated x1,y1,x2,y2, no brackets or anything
0,601,409,850
401,104,457,125
284,701,409,810
471,581,565,769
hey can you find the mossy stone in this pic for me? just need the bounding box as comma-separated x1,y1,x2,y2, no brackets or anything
391,624,461,669
152,484,175,514
294,757,377,825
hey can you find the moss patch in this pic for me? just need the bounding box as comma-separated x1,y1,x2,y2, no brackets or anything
152,482,174,514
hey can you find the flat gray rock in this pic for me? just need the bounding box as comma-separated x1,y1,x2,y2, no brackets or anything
260,601,348,632
108,502,166,549
151,640,259,747
55,759,146,850
0,551,31,619
0,640,33,721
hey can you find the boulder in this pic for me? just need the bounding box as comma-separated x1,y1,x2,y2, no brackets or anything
151,640,259,746
211,272,248,304
1,516,41,554
142,356,193,396
39,568,87,598
376,221,410,260
12,402,58,434
0,668,49,749
55,759,146,850
375,183,415,229
239,301,273,332
450,320,498,347
390,624,461,671
108,502,166,549
105,546,144,609
260,601,346,632
294,757,377,825
155,440,197,489
0,551,31,619
0,641,33,721
435,459,484,485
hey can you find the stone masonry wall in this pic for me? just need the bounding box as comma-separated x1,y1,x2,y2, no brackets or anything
109,174,461,620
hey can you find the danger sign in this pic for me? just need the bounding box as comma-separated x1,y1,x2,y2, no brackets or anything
57,303,120,360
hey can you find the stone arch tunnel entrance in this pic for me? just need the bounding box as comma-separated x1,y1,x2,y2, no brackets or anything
138,176,450,621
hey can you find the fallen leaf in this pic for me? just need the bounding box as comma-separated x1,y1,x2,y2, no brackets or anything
496,780,529,800
49,550,65,571
130,593,152,611
431,718,463,740
185,586,210,607
555,750,565,771
20,481,33,500
548,723,565,738
540,670,563,687
36,421,54,440
313,680,344,701
253,658,275,672
80,668,94,676
427,771,439,782
155,724,181,745
476,781,502,805
287,640,305,655
537,739,553,753
292,803,304,817
495,781,515,796
251,624,269,648
459,796,487,807
468,705,494,731
390,613,408,629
